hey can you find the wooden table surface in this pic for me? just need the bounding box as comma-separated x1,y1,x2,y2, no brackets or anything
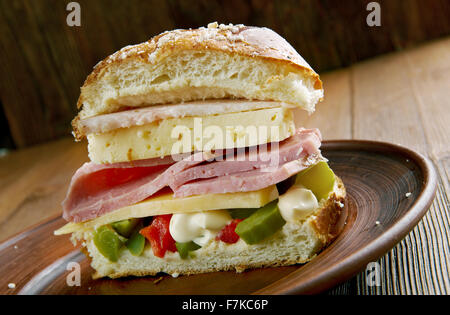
0,37,449,295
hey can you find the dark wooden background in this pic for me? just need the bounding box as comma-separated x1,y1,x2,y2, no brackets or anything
1,0,450,149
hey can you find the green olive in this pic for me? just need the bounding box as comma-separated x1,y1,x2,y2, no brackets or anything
295,161,336,201
93,225,124,262
235,200,286,245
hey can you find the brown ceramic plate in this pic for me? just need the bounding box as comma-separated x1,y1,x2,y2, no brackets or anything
0,140,437,295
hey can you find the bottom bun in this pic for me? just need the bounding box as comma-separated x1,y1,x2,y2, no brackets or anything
79,177,346,279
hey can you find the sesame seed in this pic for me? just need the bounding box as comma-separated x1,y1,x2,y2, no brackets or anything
405,192,412,198
8,283,16,289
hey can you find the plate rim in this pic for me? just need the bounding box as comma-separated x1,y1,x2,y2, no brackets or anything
0,139,438,295
255,139,438,294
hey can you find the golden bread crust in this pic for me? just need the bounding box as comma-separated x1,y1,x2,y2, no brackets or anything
78,24,322,110
310,176,346,245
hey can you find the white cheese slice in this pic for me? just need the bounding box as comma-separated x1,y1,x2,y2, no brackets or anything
55,185,278,235
87,107,295,164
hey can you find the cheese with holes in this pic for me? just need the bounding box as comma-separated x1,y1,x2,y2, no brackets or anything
54,185,279,235
87,107,295,164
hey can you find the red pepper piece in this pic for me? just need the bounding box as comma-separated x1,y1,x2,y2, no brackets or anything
216,219,243,244
140,214,177,258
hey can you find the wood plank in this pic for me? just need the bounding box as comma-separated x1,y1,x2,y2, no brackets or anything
403,37,450,161
3,1,450,147
351,41,450,295
0,138,87,242
352,51,428,154
0,4,50,147
401,38,450,294
0,0,74,146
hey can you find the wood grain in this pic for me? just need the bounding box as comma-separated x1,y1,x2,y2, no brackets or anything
1,0,450,147
0,139,88,242
344,38,450,295
404,38,450,161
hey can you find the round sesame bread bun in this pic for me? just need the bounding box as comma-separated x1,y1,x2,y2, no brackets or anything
73,22,323,138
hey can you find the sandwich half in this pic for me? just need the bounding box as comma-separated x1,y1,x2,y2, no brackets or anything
55,22,346,279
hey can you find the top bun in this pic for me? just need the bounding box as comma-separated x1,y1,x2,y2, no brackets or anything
75,22,323,122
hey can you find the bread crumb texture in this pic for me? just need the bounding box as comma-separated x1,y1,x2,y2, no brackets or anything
76,23,323,121
75,177,345,279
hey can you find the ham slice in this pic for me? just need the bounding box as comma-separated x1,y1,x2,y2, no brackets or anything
62,128,322,223
63,152,214,222
168,129,321,190
173,157,322,198
77,100,286,136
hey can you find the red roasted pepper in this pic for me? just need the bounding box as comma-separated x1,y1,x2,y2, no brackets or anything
216,219,243,244
140,214,177,258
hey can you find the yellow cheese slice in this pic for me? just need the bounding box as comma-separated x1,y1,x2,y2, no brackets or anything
87,107,295,164
54,185,279,235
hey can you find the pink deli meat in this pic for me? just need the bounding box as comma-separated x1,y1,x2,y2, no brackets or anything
168,129,321,190
173,157,321,198
62,152,213,222
77,100,285,135
62,129,322,223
